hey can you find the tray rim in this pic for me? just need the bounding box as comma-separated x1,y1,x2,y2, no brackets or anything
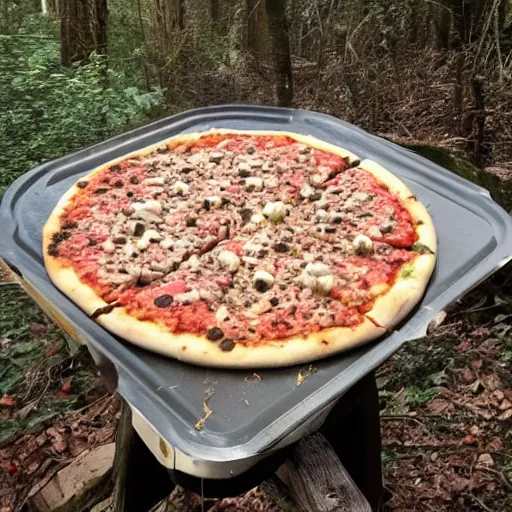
1,104,512,468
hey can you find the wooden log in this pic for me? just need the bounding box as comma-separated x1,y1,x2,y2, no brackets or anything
112,399,173,512
278,432,372,512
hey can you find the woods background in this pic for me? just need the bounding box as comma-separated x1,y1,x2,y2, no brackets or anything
1,0,511,197
1,3,512,512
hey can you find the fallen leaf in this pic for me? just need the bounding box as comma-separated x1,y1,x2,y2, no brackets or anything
471,359,483,370
45,341,63,358
2,462,18,476
499,399,512,410
486,437,503,452
497,408,512,421
68,436,88,457
29,323,47,336
52,439,68,453
61,377,73,394
0,394,17,407
493,390,505,401
463,434,477,445
426,398,454,415
469,380,481,394
480,374,500,391
15,400,37,419
0,337,12,348
463,368,474,382
477,453,494,467
470,425,481,436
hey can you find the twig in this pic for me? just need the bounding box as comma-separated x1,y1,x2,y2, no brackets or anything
478,467,512,492
65,393,113,417
467,493,495,512
471,0,501,78
195,390,214,431
493,5,504,83
380,415,425,427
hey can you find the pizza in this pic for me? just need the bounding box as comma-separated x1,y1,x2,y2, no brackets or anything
42,129,436,368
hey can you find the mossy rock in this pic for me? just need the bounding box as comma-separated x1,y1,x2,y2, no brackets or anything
402,143,512,212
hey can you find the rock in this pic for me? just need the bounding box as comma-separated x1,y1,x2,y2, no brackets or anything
31,443,115,512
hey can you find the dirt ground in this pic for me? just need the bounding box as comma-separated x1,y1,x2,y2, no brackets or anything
1,266,511,511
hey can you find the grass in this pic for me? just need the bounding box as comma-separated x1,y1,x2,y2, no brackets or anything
0,285,99,447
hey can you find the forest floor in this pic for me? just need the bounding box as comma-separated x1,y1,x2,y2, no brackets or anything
1,180,512,512
1,265,512,512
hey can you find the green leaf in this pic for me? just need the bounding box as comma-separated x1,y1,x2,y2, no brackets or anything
10,340,41,355
427,370,447,385
412,243,434,255
0,420,21,446
401,266,414,278
405,386,437,405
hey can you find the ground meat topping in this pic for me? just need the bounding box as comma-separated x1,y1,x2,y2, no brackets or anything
54,133,420,342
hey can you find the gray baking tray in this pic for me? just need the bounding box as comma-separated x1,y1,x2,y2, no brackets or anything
1,105,511,477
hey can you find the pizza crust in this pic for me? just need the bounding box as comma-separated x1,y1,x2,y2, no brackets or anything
365,254,435,329
97,306,386,368
45,248,386,368
43,129,435,368
356,159,437,329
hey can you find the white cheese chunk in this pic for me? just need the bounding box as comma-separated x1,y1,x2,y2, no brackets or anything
253,270,275,291
262,201,287,222
250,213,266,224
136,229,162,251
209,152,224,164
215,305,230,322
368,225,382,238
204,195,222,209
173,181,189,195
353,234,373,255
123,243,137,258
145,177,166,186
159,238,174,249
317,275,335,295
132,200,162,215
305,262,332,277
218,250,240,272
238,162,250,172
174,289,200,304
102,239,116,254
296,271,317,290
187,255,201,269
251,300,272,315
315,209,329,222
245,177,263,192
300,184,315,199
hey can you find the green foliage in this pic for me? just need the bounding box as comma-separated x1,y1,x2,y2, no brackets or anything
0,21,163,196
0,286,100,445
405,386,438,406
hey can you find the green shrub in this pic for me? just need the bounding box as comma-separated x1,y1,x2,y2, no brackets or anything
0,35,163,195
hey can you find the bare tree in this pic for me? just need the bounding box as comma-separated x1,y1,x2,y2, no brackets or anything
265,0,293,107
60,0,108,67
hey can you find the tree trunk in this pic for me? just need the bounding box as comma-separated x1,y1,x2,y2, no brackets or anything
246,0,266,56
47,0,58,16
265,0,293,107
154,0,184,54
210,0,219,23
60,0,108,67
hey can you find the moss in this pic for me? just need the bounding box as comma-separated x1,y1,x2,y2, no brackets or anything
403,144,512,212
